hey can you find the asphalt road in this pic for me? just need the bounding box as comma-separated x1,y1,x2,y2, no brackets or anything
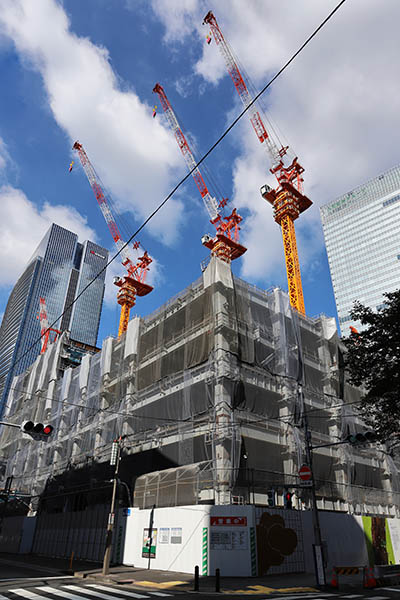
0,558,399,600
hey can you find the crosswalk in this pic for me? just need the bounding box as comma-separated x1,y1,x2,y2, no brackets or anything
0,584,175,600
273,593,400,600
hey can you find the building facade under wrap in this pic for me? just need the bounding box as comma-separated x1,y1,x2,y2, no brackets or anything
0,258,399,563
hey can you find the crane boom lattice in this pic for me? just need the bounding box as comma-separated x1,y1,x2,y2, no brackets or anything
204,11,312,314
153,83,246,263
73,141,153,336
38,297,60,354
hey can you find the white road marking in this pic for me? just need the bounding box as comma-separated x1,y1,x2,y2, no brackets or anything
340,596,364,598
0,595,11,600
366,597,390,600
87,585,150,598
381,589,400,593
8,590,51,600
148,594,172,597
271,595,337,600
65,585,148,600
37,587,89,600
0,577,74,582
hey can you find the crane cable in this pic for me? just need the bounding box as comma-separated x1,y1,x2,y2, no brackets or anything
0,0,347,384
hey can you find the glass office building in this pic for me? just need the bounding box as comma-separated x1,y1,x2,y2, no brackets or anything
320,164,400,336
0,224,108,415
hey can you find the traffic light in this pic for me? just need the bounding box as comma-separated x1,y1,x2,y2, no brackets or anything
267,489,275,507
346,431,377,445
284,490,293,509
21,421,53,440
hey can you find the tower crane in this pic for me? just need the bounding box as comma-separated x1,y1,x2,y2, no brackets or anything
73,141,153,337
38,297,60,354
153,83,246,264
203,11,312,315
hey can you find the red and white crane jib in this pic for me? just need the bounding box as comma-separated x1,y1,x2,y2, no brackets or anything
38,297,49,337
72,141,151,283
152,83,246,262
38,297,60,354
203,11,303,192
153,83,220,225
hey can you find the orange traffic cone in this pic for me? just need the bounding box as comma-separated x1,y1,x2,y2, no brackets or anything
330,568,339,589
364,566,376,589
368,567,377,588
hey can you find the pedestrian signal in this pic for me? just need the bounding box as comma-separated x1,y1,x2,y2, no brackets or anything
284,490,293,509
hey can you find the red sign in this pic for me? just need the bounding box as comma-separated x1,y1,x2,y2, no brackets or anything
210,516,247,526
298,464,312,481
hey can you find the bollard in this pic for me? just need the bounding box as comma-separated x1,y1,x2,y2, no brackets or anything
194,565,199,591
215,568,220,593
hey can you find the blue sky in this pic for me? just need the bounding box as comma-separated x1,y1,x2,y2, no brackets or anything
0,0,399,344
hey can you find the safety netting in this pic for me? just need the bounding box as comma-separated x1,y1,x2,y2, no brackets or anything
0,256,398,515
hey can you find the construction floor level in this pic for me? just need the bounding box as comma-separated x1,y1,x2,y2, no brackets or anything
0,257,399,565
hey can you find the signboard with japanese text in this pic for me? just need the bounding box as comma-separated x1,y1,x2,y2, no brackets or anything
210,516,247,526
142,528,158,558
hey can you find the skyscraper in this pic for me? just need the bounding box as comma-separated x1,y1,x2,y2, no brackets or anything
320,164,400,336
0,223,108,414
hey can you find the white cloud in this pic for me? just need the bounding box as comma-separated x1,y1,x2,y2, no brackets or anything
151,0,400,286
0,0,184,246
0,185,97,287
0,137,11,174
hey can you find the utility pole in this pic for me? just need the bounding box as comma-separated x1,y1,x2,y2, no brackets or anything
102,439,121,576
298,382,326,588
0,476,13,535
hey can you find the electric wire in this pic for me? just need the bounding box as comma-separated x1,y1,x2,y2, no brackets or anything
0,0,347,390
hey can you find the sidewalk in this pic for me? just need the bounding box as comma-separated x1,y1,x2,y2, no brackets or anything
1,553,396,595
76,565,323,594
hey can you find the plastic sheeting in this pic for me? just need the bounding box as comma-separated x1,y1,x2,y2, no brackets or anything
0,258,398,514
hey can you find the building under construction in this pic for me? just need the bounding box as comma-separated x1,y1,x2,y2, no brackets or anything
1,258,399,568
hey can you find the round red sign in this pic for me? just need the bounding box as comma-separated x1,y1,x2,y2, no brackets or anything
298,464,312,481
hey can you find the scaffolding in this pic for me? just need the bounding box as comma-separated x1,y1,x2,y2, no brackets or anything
0,257,399,515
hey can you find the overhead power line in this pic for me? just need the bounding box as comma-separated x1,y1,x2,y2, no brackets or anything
0,0,347,384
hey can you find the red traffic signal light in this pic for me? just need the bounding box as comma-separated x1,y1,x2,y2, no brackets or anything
284,491,293,509
21,421,53,439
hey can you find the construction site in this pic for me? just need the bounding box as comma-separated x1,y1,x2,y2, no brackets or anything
1,10,400,579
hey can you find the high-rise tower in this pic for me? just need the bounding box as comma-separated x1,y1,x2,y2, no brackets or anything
0,223,108,414
321,164,400,336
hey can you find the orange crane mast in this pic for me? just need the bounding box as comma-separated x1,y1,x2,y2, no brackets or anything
153,83,246,264
73,141,153,337
203,11,312,315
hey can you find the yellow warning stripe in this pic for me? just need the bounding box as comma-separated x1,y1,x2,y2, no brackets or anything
133,581,186,589
224,586,318,595
335,567,360,575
